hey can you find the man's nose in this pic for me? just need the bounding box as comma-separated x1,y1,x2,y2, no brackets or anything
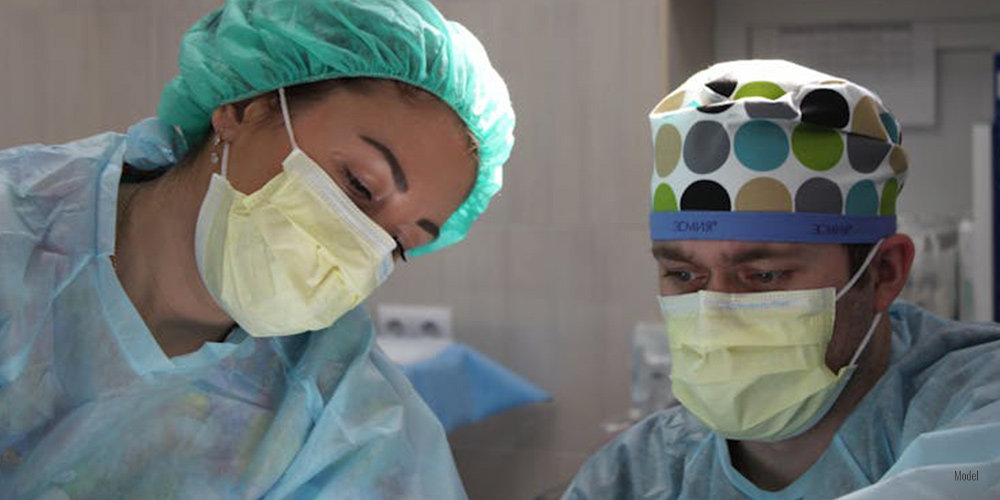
703,273,748,294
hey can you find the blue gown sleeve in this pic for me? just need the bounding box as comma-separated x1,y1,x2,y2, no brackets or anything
260,311,470,500
833,320,1000,500
560,409,706,500
832,422,1000,500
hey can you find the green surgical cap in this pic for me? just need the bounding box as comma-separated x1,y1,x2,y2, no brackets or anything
158,0,515,255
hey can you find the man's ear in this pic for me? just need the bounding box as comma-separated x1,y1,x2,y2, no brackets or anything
871,233,915,312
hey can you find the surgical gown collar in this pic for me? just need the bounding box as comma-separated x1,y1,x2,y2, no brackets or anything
123,117,190,171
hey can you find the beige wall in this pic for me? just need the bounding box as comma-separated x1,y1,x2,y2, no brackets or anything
1,1,667,499
370,1,667,498
0,0,222,149
665,0,715,90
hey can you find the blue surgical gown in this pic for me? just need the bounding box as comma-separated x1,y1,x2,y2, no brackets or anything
562,301,1000,500
0,119,468,500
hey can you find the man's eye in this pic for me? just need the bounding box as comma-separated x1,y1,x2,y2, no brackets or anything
664,270,694,282
345,169,372,201
751,271,783,284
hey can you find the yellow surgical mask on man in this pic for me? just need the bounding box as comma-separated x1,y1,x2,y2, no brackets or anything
658,242,883,441
194,87,395,337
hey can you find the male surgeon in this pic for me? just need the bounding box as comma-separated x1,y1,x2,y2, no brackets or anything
562,60,1000,499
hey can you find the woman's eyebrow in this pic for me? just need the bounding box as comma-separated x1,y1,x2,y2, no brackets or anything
358,135,438,241
418,219,440,239
360,135,408,192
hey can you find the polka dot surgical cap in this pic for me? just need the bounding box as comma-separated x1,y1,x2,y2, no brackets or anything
648,60,907,243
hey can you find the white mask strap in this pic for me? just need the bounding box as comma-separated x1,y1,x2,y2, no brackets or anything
835,239,884,301
848,311,883,367
277,87,299,151
221,142,230,179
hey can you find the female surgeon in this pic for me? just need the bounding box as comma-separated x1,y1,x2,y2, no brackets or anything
0,0,514,498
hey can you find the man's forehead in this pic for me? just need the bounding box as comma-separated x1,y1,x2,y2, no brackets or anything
651,240,829,263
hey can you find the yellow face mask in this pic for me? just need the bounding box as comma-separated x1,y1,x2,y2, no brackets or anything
194,88,395,337
657,243,882,441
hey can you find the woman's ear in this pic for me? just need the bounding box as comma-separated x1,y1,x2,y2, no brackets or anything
872,233,916,312
210,94,277,143
210,104,242,143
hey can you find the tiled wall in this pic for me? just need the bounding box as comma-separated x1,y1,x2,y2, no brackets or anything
0,0,219,149
1,1,668,498
367,1,668,498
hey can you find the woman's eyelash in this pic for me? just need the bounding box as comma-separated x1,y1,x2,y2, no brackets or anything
345,169,372,200
340,165,401,261
393,236,408,262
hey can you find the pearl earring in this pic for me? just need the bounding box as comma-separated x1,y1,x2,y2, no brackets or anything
210,136,222,165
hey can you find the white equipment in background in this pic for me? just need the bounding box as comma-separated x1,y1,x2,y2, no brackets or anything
601,321,679,435
898,214,961,320
376,304,453,340
631,322,677,416
968,124,995,322
375,304,454,365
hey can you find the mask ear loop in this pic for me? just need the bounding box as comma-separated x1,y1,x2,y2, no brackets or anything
837,238,887,367
848,311,883,367
221,142,230,179
221,88,296,180
277,87,299,151
835,239,884,301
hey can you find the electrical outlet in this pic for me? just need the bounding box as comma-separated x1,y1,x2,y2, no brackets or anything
376,304,453,340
